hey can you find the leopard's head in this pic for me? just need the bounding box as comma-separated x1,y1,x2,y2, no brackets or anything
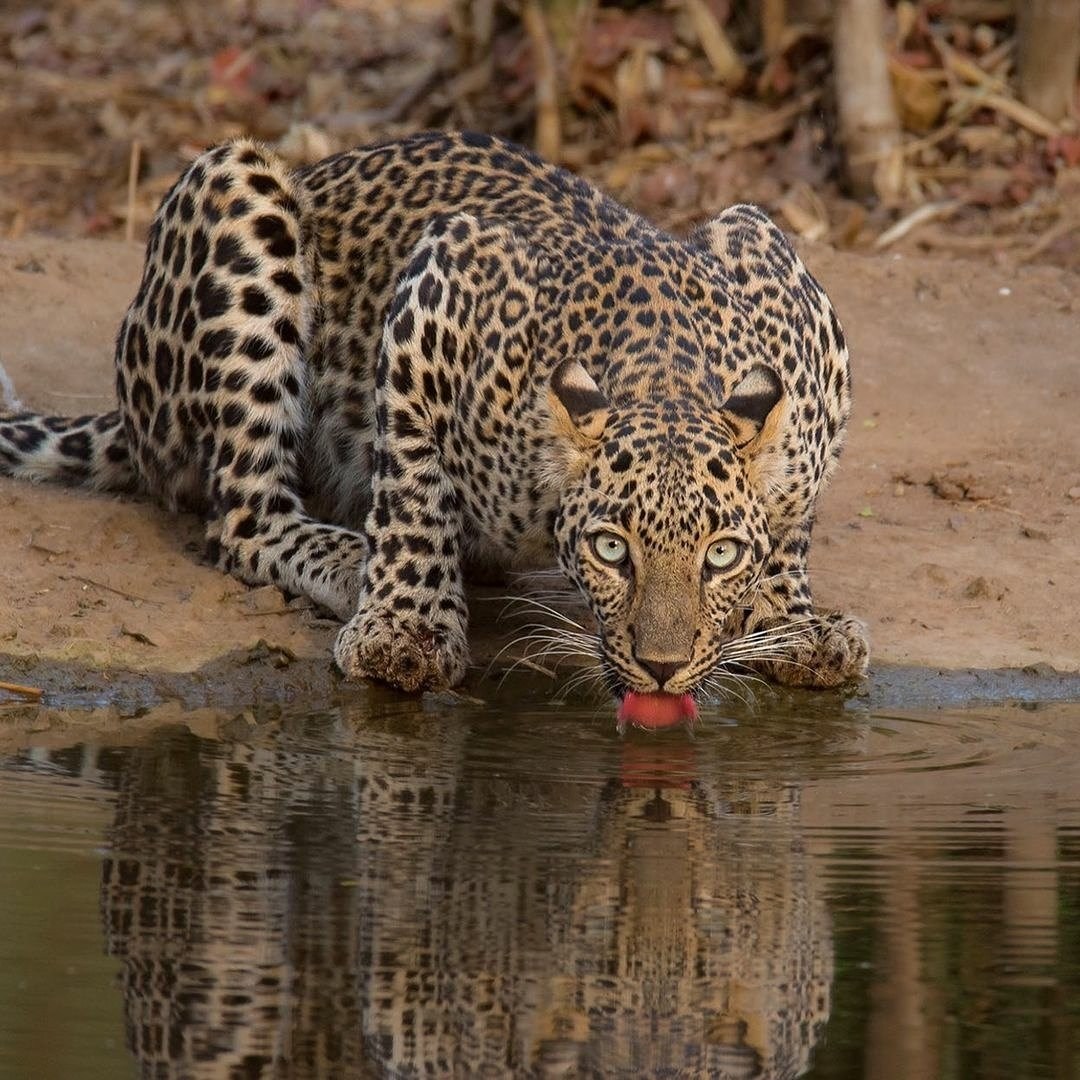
547,358,790,707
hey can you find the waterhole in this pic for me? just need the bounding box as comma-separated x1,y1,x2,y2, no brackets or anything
1,687,1078,1078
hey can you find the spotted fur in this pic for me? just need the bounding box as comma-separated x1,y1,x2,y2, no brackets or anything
0,131,867,696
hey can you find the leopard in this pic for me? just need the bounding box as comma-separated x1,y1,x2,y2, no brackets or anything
0,130,868,700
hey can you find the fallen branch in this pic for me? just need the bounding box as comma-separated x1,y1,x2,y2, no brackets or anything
703,90,821,148
874,199,963,249
954,88,1062,137
932,33,1011,93
913,226,1026,251
1018,217,1080,262
60,573,161,605
0,680,43,699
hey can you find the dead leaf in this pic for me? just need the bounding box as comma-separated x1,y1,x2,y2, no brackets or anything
241,584,290,615
1047,134,1080,169
889,58,946,133
778,181,829,240
207,46,261,107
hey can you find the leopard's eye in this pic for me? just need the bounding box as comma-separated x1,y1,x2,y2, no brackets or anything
592,532,629,566
705,538,743,572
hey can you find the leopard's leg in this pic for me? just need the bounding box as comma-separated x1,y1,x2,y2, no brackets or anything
123,139,368,617
331,368,470,691
332,313,470,691
734,524,868,688
333,212,545,691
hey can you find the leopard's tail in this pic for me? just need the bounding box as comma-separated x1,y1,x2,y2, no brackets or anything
0,406,136,491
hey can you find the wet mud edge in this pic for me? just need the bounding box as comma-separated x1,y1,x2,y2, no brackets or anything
2,648,1079,717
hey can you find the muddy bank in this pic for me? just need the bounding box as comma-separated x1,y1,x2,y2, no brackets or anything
2,656,1079,758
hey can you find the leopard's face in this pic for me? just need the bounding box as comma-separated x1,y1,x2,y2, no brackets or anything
553,401,774,700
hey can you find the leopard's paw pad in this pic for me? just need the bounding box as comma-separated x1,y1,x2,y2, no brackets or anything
334,611,468,692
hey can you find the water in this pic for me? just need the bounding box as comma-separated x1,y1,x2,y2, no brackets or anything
1,688,1079,1079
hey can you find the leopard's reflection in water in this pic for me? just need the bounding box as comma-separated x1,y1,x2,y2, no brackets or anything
99,706,832,1079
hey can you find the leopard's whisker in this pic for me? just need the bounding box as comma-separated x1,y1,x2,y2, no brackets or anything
722,652,805,667
508,567,565,579
735,614,818,635
698,672,754,709
509,621,594,642
726,653,818,676
720,631,811,657
559,665,609,701
491,594,589,631
486,626,593,673
711,666,772,693
494,641,600,685
723,633,809,654
490,634,595,667
507,630,597,656
503,589,578,601
721,620,816,648
725,648,804,665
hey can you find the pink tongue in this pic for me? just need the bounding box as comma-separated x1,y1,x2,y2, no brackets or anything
618,692,698,729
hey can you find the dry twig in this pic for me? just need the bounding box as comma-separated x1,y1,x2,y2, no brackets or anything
59,573,161,605
954,89,1062,137
0,680,43,699
1018,217,1080,262
683,0,746,88
761,0,787,55
874,199,963,249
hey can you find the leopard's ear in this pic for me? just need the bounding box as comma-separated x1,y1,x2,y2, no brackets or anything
548,359,610,449
722,363,786,449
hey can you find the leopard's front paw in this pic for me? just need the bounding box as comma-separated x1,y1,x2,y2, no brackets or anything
334,610,468,692
758,612,869,689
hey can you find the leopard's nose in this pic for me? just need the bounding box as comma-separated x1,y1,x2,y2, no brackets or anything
634,656,687,689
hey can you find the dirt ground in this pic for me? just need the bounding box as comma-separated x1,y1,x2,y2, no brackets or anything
0,234,1078,703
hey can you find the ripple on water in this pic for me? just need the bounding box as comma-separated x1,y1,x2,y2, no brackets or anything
0,694,1079,1080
